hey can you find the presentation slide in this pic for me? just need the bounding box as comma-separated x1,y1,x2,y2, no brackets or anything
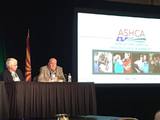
78,12,160,84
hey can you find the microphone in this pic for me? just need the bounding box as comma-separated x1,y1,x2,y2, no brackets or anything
64,74,68,82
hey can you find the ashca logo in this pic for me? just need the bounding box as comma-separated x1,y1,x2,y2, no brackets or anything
116,29,146,42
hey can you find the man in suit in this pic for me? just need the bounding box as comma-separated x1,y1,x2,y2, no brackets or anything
2,58,24,82
38,57,66,82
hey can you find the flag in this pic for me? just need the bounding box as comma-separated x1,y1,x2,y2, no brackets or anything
25,29,32,81
0,38,6,73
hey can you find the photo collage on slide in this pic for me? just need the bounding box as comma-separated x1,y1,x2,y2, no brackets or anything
93,50,160,74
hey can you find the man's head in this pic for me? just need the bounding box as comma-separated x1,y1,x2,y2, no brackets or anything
48,58,57,71
124,52,130,59
6,58,18,72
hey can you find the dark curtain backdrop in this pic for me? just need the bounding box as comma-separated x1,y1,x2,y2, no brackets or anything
0,0,74,78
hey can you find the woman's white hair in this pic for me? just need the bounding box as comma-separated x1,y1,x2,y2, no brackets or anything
6,58,17,68
155,111,160,120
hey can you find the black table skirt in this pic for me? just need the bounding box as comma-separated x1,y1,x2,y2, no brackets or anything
0,81,9,119
3,82,97,119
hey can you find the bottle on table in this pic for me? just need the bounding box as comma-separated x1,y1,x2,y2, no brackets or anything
68,73,72,82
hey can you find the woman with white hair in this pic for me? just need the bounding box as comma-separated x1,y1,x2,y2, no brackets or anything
154,111,160,120
2,58,24,82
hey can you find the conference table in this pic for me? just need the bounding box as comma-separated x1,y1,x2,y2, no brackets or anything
0,81,9,119
0,81,97,119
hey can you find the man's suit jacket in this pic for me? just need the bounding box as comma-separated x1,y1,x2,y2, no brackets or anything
2,69,24,82
38,65,65,82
